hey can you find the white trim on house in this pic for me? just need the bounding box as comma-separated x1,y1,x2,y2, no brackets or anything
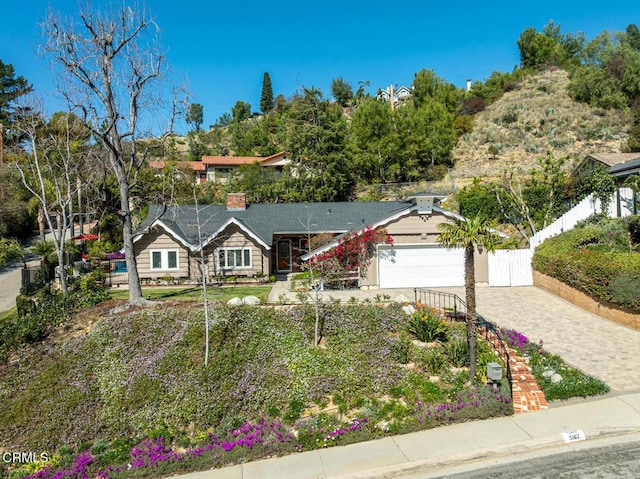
150,249,180,271
132,220,194,250
201,218,271,251
217,247,252,270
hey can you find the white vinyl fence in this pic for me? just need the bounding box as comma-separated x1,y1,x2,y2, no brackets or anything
528,191,630,252
487,188,634,287
488,249,533,286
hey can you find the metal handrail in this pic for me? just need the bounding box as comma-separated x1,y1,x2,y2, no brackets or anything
414,288,513,396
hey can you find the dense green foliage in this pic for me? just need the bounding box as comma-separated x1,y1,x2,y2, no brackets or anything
330,77,353,107
532,215,640,311
455,153,574,242
186,103,203,132
0,59,32,127
455,179,503,221
0,282,109,361
0,237,23,268
0,166,35,239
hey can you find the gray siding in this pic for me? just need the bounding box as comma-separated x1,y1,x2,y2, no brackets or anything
134,230,190,279
202,224,270,277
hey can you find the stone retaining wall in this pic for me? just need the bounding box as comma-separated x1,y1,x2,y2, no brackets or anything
533,271,640,330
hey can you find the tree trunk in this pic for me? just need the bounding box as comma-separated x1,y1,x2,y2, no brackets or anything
56,249,68,295
464,243,478,381
38,206,46,241
116,170,144,304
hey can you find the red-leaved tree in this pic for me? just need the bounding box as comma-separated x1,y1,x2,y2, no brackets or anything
308,226,393,288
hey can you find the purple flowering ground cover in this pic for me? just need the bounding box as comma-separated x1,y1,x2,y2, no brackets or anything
0,302,513,479
497,327,609,401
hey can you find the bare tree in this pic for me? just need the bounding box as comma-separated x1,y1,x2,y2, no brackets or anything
296,207,323,346
13,104,88,294
41,4,184,304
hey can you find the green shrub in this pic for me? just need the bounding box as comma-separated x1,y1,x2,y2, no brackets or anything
533,218,640,312
446,338,469,368
628,215,640,245
475,341,503,384
455,181,503,222
408,308,447,343
392,334,411,364
15,294,36,319
413,346,447,375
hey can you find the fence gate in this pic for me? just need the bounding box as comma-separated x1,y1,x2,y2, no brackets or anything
488,249,533,287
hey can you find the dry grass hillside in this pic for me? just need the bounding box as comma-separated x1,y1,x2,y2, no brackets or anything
450,69,631,185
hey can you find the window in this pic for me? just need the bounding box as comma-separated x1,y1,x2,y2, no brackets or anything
150,250,179,271
218,248,251,269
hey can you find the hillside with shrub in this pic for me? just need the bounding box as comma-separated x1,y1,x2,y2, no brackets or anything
0,301,517,475
450,69,631,183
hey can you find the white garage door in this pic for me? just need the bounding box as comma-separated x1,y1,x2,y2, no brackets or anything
378,245,465,288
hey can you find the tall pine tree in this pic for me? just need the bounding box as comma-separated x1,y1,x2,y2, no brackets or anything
260,72,274,113
0,59,32,126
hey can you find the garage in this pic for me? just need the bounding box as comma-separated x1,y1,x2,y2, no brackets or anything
378,245,465,288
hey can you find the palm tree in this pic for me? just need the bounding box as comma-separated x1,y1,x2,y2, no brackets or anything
31,239,56,284
438,215,499,381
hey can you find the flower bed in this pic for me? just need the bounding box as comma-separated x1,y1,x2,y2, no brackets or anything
498,328,610,401
13,390,512,479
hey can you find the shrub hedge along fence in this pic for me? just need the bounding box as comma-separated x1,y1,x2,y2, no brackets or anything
532,219,640,312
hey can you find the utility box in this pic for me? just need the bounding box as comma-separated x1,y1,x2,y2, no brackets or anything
487,362,503,381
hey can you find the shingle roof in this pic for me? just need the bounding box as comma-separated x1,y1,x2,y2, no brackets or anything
137,200,416,250
587,153,640,167
609,157,640,176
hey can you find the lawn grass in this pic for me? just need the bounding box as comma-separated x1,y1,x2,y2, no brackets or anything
108,285,272,303
0,307,18,324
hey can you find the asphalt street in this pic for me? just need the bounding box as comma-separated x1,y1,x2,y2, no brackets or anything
418,438,640,479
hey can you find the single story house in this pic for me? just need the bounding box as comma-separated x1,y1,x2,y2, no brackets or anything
577,152,640,173
201,152,290,184
132,192,491,289
148,152,290,185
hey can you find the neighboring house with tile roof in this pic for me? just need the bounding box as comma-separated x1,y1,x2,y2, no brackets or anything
148,152,290,185
201,151,290,184
132,193,491,288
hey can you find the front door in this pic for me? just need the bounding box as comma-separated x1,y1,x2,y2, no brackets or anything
276,240,292,273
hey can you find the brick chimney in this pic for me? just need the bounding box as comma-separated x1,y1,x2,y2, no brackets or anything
226,193,247,211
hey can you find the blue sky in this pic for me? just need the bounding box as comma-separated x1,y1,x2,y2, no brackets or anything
2,1,639,133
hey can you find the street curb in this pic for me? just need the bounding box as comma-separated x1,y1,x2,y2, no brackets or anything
323,428,640,479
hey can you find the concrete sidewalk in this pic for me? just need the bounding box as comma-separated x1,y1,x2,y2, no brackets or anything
177,393,640,479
